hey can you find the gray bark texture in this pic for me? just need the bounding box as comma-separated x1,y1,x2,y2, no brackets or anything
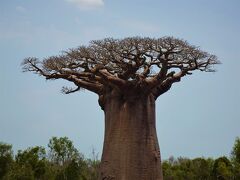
99,89,162,180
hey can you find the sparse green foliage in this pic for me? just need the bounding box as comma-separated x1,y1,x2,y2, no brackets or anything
191,157,213,179
162,156,230,180
3,163,35,180
48,137,80,166
212,156,234,179
47,136,90,180
0,138,100,180
15,146,47,179
0,142,13,179
231,137,240,164
1,137,240,179
231,137,240,179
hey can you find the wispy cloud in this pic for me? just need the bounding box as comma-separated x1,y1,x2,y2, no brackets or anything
65,0,104,10
16,6,26,13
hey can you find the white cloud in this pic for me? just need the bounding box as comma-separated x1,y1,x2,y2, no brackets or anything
65,0,104,10
16,6,26,13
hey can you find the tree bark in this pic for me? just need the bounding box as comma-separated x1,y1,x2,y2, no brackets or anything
99,89,163,180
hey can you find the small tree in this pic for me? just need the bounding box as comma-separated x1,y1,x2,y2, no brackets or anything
48,137,80,166
48,137,86,179
15,146,47,179
0,142,13,179
231,137,240,164
212,156,234,180
191,157,212,179
22,37,220,180
231,137,240,179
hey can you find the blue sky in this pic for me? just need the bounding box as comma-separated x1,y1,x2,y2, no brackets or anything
0,0,239,159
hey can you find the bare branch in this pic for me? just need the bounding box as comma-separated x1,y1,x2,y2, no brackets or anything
22,36,220,97
61,86,81,94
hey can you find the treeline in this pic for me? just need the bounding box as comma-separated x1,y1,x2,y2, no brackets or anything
0,137,240,180
162,137,240,180
0,137,99,180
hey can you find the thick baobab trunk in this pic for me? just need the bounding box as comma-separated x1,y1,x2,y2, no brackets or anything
99,89,163,180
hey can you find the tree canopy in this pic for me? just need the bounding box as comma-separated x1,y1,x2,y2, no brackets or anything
0,143,13,179
48,137,80,166
22,37,220,101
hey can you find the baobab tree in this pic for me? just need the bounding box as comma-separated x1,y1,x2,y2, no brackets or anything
22,37,220,180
